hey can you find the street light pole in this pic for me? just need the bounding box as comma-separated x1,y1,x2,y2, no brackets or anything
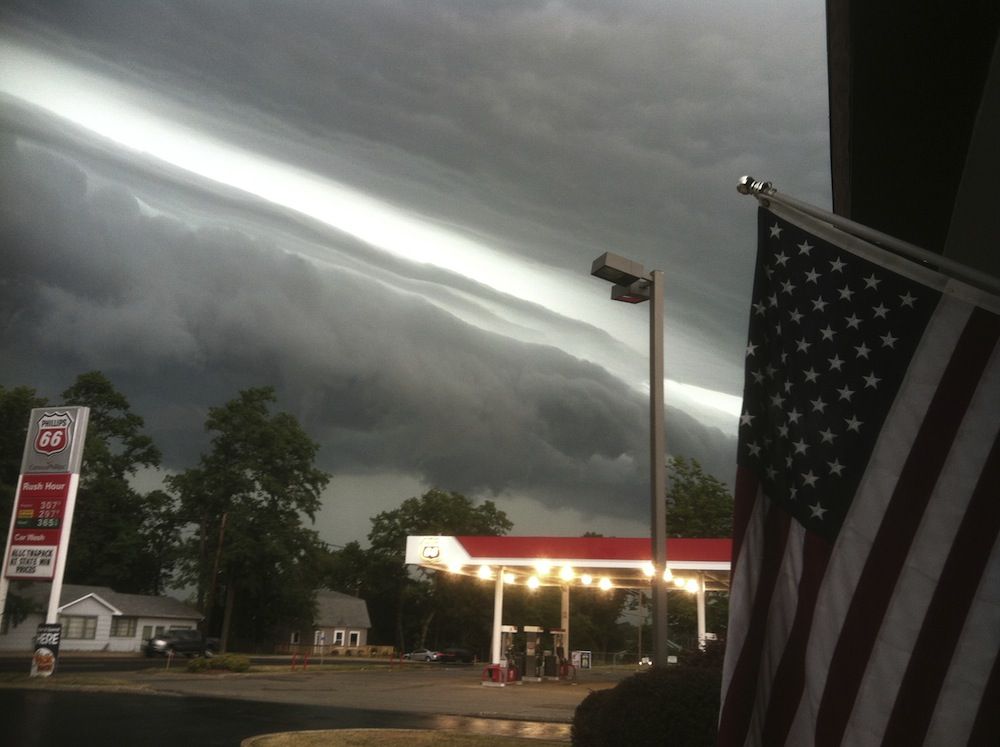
590,253,668,667
648,270,668,668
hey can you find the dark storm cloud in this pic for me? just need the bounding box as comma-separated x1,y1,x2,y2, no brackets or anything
0,0,831,535
0,133,735,520
2,0,830,395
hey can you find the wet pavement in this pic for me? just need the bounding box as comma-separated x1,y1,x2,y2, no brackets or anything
0,662,631,745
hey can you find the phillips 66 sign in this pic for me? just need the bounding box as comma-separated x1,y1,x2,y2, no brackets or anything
33,412,74,456
3,407,89,580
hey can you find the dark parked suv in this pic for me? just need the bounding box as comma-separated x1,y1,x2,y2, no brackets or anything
143,629,218,658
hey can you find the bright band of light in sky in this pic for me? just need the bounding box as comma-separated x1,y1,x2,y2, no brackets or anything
0,39,742,423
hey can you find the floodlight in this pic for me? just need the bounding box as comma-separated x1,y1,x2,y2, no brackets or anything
591,252,648,286
611,281,650,304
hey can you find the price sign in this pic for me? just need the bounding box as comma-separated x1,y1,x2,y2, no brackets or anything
5,475,70,579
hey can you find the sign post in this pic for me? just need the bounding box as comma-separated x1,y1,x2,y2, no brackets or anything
0,407,89,677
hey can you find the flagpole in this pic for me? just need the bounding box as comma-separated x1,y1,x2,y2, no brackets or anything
737,176,1000,297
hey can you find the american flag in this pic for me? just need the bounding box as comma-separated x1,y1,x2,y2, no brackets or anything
718,205,1000,746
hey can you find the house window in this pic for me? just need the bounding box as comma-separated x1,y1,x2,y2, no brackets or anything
60,615,97,640
142,624,169,641
290,631,300,644
333,630,345,646
349,631,360,646
110,617,138,637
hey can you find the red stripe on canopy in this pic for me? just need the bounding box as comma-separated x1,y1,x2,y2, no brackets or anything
454,536,731,563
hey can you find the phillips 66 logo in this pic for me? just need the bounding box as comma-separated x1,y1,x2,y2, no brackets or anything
34,412,74,456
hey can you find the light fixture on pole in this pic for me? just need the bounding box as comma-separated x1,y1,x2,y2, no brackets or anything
590,252,669,668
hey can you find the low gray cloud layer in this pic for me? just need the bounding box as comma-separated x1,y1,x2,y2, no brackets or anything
0,1,828,539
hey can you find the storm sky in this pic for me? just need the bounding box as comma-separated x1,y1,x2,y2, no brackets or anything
0,1,830,546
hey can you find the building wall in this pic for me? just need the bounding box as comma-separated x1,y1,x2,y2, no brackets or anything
0,607,200,653
55,597,113,652
0,615,39,651
312,625,368,650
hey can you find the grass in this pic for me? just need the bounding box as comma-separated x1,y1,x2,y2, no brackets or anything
0,671,154,691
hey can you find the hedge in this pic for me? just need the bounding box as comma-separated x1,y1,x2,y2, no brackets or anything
572,665,721,746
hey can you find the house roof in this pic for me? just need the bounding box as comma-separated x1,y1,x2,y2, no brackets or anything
11,583,202,621
314,589,371,630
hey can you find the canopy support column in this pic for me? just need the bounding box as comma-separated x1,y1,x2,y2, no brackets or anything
561,584,570,657
696,572,706,650
490,566,505,664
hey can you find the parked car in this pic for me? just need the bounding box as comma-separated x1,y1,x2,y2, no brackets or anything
403,647,446,662
443,647,475,663
143,629,218,658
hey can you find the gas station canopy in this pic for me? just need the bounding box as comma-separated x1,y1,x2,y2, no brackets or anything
405,535,732,592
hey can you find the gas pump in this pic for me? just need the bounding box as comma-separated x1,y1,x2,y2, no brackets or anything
500,624,517,674
550,628,570,679
482,625,520,687
543,628,567,679
521,625,543,682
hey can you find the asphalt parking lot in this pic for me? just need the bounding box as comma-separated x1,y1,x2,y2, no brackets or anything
120,661,627,723
1,659,635,744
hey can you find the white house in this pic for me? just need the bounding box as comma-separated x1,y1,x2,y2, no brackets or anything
0,583,203,653
287,589,373,654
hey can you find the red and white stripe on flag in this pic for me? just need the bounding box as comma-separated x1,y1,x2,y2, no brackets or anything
718,204,1000,746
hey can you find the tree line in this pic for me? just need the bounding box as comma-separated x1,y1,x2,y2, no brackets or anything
0,372,733,655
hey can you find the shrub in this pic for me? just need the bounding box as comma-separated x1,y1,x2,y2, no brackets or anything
186,657,209,673
572,687,614,746
571,666,721,746
677,639,727,669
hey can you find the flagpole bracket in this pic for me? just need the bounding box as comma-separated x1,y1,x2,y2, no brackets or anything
737,176,776,200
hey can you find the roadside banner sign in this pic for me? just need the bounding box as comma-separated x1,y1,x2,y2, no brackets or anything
31,623,62,678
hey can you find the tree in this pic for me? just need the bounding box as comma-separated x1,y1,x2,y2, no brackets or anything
368,489,513,552
662,456,734,642
169,387,330,652
364,489,512,653
60,372,178,593
322,540,370,598
666,456,734,538
0,384,48,545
